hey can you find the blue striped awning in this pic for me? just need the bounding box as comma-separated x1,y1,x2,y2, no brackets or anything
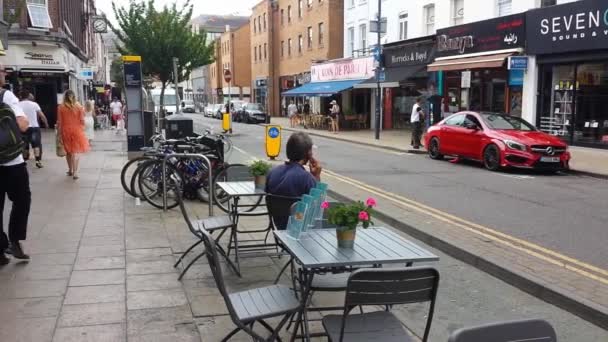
282,79,365,97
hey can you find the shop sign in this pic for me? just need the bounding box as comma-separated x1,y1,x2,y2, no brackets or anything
24,51,61,65
526,0,608,54
436,14,525,58
508,56,528,70
311,57,374,82
509,69,524,86
255,79,267,87
461,71,471,88
383,41,435,68
297,72,311,85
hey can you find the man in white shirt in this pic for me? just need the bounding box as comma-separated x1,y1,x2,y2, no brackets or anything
110,97,124,131
410,96,425,149
19,90,48,168
0,69,32,264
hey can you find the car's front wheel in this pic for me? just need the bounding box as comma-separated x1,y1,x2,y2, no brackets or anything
428,137,443,160
483,144,501,171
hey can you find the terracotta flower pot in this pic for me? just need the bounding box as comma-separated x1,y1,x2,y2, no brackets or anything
254,175,266,190
336,227,357,248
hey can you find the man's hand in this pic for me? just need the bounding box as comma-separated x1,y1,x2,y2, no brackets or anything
309,157,322,181
16,116,29,133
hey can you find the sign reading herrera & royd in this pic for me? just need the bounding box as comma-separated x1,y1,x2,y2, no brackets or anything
526,0,608,54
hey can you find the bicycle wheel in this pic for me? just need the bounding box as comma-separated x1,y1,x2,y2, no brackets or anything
121,156,151,197
137,160,184,210
211,163,264,214
222,136,233,160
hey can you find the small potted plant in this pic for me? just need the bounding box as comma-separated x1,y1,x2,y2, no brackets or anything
249,160,272,190
325,198,376,248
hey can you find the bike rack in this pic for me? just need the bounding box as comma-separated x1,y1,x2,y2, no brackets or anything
162,153,214,216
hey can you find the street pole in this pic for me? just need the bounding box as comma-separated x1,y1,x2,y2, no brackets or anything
173,57,181,115
374,0,382,140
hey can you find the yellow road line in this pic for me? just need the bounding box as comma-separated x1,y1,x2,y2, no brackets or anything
323,169,608,284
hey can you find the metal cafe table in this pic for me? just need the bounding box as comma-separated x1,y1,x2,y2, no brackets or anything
215,181,278,275
274,227,439,341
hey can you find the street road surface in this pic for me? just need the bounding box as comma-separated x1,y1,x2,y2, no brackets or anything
187,114,608,271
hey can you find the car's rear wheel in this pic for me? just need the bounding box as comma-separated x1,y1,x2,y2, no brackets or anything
483,144,501,171
428,137,443,160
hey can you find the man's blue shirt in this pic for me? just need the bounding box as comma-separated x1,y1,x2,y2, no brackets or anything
265,162,316,198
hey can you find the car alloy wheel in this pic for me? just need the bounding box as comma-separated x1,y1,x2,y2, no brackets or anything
483,144,501,171
428,137,443,160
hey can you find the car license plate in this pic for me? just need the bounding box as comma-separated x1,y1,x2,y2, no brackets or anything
540,156,560,162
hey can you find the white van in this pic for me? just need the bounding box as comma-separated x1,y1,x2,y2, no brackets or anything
151,88,179,116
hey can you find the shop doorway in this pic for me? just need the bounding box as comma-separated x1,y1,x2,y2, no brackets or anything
34,83,58,128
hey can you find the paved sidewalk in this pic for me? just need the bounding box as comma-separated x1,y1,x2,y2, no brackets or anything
269,117,608,177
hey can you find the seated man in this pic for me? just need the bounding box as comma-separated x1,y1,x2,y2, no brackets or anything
266,132,322,229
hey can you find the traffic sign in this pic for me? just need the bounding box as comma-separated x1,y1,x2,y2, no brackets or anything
265,125,282,159
224,69,232,83
377,70,386,82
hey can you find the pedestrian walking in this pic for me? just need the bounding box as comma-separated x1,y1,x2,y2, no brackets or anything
329,100,340,134
56,90,89,180
410,96,425,149
302,101,310,129
0,69,32,264
84,100,95,144
19,90,48,168
288,100,298,128
109,97,123,130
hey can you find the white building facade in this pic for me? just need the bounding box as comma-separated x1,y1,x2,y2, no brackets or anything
344,0,581,130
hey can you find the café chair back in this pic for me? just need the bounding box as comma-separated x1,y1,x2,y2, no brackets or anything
447,318,557,342
199,227,301,341
322,267,440,342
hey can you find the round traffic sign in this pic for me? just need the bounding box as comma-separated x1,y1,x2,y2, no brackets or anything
268,127,280,138
224,69,232,83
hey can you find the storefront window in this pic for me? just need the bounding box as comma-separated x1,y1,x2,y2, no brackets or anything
574,63,608,146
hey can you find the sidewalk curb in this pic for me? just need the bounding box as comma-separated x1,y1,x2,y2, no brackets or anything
327,188,608,331
265,124,608,177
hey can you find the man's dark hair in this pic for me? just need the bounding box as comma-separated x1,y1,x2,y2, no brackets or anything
417,96,424,103
286,132,313,162
19,89,31,101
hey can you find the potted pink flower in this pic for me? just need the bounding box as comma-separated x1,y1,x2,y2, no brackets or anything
325,198,376,248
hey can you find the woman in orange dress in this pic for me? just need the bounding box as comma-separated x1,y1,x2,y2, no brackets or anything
56,90,89,180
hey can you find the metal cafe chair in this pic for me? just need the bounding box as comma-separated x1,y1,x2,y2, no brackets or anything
173,189,237,281
199,227,301,342
447,319,557,342
322,267,440,342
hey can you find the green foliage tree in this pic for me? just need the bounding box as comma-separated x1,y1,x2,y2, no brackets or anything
111,0,214,117
110,57,124,91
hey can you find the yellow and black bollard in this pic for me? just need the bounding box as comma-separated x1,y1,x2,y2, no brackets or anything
222,111,232,134
265,125,281,160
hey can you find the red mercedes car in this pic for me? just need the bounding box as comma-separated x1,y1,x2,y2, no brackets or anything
424,112,571,171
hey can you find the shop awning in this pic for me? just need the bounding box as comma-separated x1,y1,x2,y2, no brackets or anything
427,52,513,72
354,65,427,89
281,79,365,97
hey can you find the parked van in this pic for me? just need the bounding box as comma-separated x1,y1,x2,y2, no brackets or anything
150,88,178,116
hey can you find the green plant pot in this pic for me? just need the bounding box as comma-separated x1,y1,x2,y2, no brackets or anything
336,227,356,248
254,175,266,190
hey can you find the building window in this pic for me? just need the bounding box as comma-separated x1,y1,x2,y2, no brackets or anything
253,18,257,33
359,24,367,50
263,13,267,31
498,0,512,16
258,16,262,32
398,12,408,40
424,4,435,35
281,41,285,57
264,43,267,60
288,38,292,56
26,0,53,29
259,45,262,61
298,34,303,54
348,0,355,8
307,26,313,49
347,26,355,57
254,46,257,61
540,0,556,7
281,9,284,25
318,22,324,46
298,0,303,18
307,0,313,9
452,0,464,26
288,6,292,22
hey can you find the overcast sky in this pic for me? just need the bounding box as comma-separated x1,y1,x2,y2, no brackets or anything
97,0,259,24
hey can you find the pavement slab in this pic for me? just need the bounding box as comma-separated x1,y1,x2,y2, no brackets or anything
69,269,126,287
52,323,126,342
58,302,126,327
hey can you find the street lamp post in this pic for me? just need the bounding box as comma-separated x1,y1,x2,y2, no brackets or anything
374,0,382,140
173,57,181,115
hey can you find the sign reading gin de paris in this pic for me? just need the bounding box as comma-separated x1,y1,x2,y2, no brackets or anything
526,0,608,54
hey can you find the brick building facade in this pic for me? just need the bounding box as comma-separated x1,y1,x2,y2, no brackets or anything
220,23,251,100
249,0,344,116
